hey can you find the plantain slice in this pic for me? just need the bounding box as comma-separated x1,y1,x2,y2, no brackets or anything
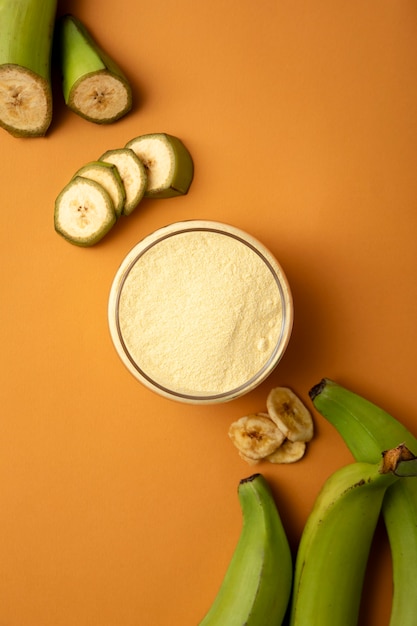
125,133,194,198
266,440,307,464
54,176,116,246
99,148,147,215
228,413,285,462
74,161,125,217
267,387,314,442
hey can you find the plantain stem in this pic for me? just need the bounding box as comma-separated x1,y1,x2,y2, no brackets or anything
381,443,417,474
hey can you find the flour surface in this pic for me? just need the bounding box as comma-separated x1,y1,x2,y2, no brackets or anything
118,231,282,395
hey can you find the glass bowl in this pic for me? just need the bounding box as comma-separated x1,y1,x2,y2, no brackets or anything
108,220,293,404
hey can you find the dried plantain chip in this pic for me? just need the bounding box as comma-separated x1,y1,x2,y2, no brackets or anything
266,387,314,442
228,413,285,461
266,440,307,464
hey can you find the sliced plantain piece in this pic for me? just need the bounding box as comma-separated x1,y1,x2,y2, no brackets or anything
73,160,125,217
267,387,314,443
228,413,285,462
56,14,132,124
54,176,116,246
125,132,194,198
99,148,147,215
266,440,307,464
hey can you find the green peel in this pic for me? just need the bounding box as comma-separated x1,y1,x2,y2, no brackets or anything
198,474,292,625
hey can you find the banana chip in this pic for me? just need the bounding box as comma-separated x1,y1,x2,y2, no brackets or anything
266,440,307,464
228,413,285,461
266,387,314,442
229,388,314,465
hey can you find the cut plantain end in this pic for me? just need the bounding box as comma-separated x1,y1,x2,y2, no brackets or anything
125,133,194,198
0,65,52,137
57,14,132,124
0,0,56,138
267,387,314,443
54,176,116,246
69,72,132,124
99,148,147,215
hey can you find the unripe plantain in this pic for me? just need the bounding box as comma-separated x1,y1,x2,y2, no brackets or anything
198,474,292,626
56,14,132,124
289,443,416,626
0,0,57,137
310,378,417,626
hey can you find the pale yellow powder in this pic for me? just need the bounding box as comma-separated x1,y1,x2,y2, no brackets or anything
117,230,283,396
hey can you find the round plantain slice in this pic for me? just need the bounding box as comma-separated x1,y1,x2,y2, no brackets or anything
99,148,147,215
54,176,116,246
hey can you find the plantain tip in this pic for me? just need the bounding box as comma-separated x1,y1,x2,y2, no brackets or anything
240,473,262,485
309,378,327,401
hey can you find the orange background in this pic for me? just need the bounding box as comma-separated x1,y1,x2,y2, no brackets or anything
1,1,417,624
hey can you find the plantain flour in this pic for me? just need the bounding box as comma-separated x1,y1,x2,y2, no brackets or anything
117,229,283,396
